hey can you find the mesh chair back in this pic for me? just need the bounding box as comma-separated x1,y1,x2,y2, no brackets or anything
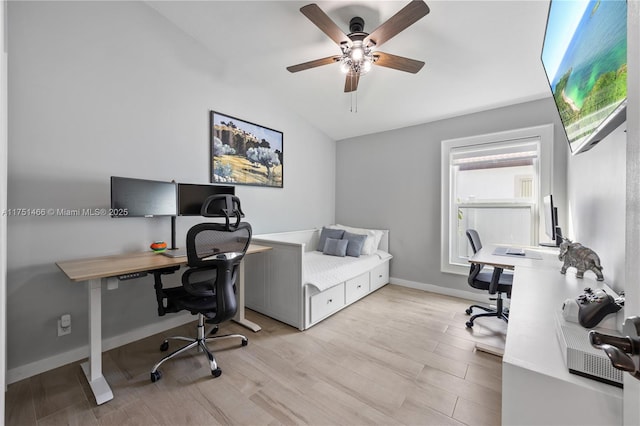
466,228,485,276
182,221,252,322
467,262,484,289
186,222,252,268
466,229,483,254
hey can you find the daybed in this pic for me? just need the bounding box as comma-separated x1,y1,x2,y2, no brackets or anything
243,226,392,330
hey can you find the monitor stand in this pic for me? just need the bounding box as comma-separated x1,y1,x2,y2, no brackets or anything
170,215,178,250
540,242,559,247
540,226,563,247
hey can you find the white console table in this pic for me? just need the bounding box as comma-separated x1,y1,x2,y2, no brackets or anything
471,245,623,426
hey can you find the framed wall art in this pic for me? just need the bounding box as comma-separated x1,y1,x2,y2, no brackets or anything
211,111,283,188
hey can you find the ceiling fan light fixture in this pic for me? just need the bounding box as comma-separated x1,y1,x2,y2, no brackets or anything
351,45,364,61
362,59,373,73
339,43,374,75
340,58,352,73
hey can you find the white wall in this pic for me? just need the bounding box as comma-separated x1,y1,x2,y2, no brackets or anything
567,125,627,293
624,2,640,421
336,98,568,294
7,1,335,376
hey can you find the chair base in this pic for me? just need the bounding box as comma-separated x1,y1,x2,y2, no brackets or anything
465,295,509,328
150,314,247,382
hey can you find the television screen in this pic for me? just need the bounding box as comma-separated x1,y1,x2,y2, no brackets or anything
541,0,627,154
110,176,177,217
178,183,235,216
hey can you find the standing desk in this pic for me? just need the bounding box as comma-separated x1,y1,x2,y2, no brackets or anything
56,243,271,405
470,244,623,425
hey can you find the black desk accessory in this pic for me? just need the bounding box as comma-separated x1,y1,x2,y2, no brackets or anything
575,288,623,329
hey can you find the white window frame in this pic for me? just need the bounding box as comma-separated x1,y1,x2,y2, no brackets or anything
440,124,554,275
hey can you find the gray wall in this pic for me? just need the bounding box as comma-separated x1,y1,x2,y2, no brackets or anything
566,124,627,293
7,1,335,372
335,97,569,293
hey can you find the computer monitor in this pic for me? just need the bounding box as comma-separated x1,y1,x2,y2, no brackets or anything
541,194,562,246
110,176,177,217
178,183,235,216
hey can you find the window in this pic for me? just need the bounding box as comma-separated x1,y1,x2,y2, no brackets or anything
440,124,554,275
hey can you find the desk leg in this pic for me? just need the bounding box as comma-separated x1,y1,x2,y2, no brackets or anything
80,278,113,405
232,259,261,332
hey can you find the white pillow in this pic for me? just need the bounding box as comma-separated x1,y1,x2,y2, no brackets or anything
328,224,384,255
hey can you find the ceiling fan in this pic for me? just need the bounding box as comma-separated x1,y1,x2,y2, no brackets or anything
286,1,430,93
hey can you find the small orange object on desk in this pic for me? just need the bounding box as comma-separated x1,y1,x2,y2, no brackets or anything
150,241,167,253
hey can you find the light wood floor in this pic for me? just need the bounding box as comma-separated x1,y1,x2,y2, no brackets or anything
6,285,507,426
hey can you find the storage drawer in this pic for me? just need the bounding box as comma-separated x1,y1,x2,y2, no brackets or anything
370,262,389,291
345,273,370,304
310,283,345,323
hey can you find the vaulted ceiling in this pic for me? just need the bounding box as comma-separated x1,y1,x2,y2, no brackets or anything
148,1,552,140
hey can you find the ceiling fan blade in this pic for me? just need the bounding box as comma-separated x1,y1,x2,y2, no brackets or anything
344,73,360,93
374,52,425,73
287,56,342,73
364,0,430,48
300,3,351,46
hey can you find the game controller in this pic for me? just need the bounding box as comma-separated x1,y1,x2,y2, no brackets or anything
576,287,623,329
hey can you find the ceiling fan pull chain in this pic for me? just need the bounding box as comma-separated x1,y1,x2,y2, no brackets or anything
355,89,358,113
349,76,354,112
349,76,358,113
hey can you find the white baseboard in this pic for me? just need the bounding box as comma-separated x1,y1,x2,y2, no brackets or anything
7,312,194,384
389,276,490,304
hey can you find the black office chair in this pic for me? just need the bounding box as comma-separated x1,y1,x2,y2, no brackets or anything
150,197,252,382
464,229,513,328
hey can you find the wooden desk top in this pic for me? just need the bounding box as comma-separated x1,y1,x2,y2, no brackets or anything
56,244,272,282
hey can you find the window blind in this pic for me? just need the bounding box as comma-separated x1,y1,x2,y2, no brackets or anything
451,138,540,171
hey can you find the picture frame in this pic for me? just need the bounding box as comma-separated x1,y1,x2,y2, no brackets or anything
211,111,283,188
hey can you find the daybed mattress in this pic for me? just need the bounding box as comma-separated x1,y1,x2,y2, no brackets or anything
304,250,392,292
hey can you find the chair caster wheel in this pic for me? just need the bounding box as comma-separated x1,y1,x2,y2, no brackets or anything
208,325,219,336
241,339,248,347
465,308,473,315
150,370,162,382
160,341,169,352
466,321,474,328
212,368,222,378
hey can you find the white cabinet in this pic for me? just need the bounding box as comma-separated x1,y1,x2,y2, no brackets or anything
345,273,370,304
307,260,390,328
502,261,622,425
370,262,389,291
310,283,345,323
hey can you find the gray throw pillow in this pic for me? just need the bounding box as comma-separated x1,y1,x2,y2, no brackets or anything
342,231,367,257
317,227,345,251
323,237,348,257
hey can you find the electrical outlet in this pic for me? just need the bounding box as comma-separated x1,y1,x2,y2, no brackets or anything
57,314,71,336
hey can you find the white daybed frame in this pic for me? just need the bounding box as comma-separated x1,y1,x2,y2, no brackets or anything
243,228,391,330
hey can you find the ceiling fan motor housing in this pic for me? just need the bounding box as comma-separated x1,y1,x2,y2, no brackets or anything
349,17,365,34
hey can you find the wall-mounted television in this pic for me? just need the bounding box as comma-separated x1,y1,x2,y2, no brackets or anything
177,183,235,216
110,176,177,217
541,0,627,155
